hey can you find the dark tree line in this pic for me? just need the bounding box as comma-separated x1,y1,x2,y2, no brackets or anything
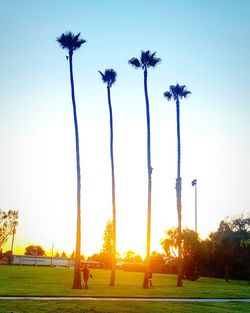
89,216,249,282
13,215,249,283
161,215,250,282
204,216,250,281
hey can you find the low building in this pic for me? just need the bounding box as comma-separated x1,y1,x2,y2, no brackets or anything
11,255,101,268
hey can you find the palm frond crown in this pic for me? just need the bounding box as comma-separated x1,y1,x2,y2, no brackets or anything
99,69,117,87
140,50,151,65
141,50,161,69
166,84,191,101
128,57,141,69
57,31,86,53
163,91,172,101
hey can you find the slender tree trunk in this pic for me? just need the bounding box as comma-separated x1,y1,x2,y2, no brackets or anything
107,84,117,287
143,68,152,288
176,98,183,287
69,52,82,289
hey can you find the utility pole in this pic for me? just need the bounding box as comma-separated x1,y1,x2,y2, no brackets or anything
191,179,197,233
51,243,54,266
9,226,16,265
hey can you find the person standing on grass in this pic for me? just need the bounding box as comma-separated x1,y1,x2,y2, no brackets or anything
81,265,92,289
148,271,153,287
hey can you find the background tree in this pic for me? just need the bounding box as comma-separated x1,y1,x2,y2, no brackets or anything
230,215,250,232
160,214,250,281
24,245,45,256
0,250,13,264
161,227,178,258
164,84,191,286
57,31,86,289
88,221,114,266
208,216,250,281
161,227,201,280
99,68,117,286
181,229,202,280
129,50,161,288
149,251,167,273
100,220,113,266
0,210,19,249
61,251,67,257
123,250,142,263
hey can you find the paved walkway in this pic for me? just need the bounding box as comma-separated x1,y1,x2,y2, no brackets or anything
0,297,250,302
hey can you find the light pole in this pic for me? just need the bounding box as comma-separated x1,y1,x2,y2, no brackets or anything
35,246,37,266
191,179,197,233
51,243,54,267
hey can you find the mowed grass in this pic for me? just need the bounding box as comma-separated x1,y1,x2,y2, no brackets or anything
0,300,249,313
0,266,249,298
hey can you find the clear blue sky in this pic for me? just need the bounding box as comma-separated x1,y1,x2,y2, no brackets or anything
0,0,250,256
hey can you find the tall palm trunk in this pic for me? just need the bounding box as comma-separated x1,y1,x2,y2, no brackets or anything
143,68,152,288
69,51,82,289
107,84,117,287
176,98,183,287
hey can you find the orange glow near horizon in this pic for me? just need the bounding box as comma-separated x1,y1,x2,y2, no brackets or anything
3,215,210,259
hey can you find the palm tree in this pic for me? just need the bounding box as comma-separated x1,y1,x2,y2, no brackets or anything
129,50,161,288
164,84,191,287
57,31,86,289
99,69,117,287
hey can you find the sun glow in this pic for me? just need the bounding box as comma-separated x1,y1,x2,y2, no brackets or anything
2,120,218,258
2,117,232,260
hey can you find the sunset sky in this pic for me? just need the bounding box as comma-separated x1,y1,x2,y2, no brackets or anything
0,0,250,257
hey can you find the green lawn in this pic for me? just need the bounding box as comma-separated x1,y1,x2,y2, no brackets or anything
0,266,249,299
0,300,249,313
0,267,250,312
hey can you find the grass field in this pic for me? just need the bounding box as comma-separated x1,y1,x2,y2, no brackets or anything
0,300,250,313
0,266,249,298
0,266,249,312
